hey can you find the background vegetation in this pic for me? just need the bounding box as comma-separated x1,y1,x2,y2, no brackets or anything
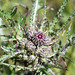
0,0,75,75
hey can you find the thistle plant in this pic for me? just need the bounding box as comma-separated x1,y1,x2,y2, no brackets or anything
0,0,75,75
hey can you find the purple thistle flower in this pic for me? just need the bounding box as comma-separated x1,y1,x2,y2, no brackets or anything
26,29,51,46
32,31,46,46
31,31,51,46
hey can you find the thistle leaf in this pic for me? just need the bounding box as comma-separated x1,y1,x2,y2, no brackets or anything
0,46,14,53
21,16,27,27
0,25,7,28
10,6,17,17
66,24,71,43
70,34,75,45
17,13,21,30
30,0,40,28
57,10,75,34
43,70,51,75
64,55,73,62
16,3,29,10
0,63,33,71
49,0,68,32
0,54,10,62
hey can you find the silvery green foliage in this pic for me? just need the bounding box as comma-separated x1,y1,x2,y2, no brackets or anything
0,0,75,75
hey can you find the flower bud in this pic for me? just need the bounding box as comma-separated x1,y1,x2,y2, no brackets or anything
20,38,28,48
26,41,36,51
26,29,37,39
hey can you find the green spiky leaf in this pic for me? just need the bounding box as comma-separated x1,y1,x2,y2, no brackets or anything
10,6,17,17
50,0,68,32
17,13,21,30
0,25,7,28
43,70,51,75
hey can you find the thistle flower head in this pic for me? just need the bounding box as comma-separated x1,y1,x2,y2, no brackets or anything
31,31,51,46
32,31,46,46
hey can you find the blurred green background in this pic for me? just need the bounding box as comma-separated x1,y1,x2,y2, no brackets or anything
0,0,75,75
